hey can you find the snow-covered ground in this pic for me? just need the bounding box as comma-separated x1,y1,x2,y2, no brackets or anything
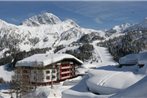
0,44,118,98
1,46,147,98
24,82,77,98
62,65,147,98
62,50,147,98
0,65,14,81
111,74,147,98
23,76,81,98
0,65,14,98
0,66,82,98
1,50,147,98
86,69,144,95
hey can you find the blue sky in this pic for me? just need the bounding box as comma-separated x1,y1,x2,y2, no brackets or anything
0,1,147,29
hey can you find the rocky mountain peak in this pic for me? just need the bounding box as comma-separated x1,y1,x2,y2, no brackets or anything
21,12,62,26
64,19,79,27
125,18,147,32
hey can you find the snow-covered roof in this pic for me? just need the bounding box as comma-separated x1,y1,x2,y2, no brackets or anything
16,53,83,67
119,54,138,65
138,51,147,64
119,51,147,65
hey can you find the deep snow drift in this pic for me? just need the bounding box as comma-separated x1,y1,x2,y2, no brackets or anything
62,63,147,98
62,69,147,98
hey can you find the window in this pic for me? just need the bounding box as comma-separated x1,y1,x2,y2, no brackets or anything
52,75,56,79
46,70,50,74
52,70,56,73
46,76,50,80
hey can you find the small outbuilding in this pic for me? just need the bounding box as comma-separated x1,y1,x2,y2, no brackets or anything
138,51,147,68
119,53,138,66
119,50,147,68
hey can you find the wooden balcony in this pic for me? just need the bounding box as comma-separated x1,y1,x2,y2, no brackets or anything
61,66,71,69
61,71,71,74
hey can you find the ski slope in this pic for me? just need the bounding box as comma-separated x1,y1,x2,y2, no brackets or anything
94,46,116,66
82,41,117,68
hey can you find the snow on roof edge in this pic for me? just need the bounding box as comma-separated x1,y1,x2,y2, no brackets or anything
16,53,83,67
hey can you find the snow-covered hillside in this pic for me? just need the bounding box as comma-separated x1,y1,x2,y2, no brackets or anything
106,23,131,36
0,12,106,59
1,12,147,65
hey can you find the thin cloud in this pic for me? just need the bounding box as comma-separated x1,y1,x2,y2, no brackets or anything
10,18,21,24
94,17,104,24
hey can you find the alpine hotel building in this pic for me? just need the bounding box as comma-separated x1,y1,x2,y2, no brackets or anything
15,53,83,86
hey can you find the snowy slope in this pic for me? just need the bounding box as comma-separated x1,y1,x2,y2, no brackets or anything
90,41,117,67
56,39,117,68
63,71,146,98
18,19,80,50
62,66,146,98
86,69,144,95
111,74,147,98
62,51,147,98
56,41,117,68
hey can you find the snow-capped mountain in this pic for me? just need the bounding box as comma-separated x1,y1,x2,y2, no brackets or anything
106,23,131,36
0,12,147,65
113,23,131,33
22,12,61,26
0,12,105,63
126,18,147,32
